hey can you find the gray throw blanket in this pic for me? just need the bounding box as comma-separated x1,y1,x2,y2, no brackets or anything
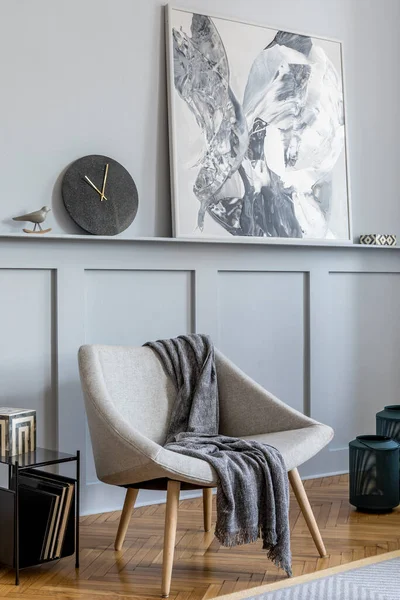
145,334,292,575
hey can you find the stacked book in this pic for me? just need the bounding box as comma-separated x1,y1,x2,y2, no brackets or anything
16,469,75,565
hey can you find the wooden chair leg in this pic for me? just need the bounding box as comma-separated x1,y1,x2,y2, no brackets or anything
288,468,327,558
202,488,213,532
161,480,181,598
114,488,139,551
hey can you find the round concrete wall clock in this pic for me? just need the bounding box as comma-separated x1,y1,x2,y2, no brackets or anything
62,155,138,235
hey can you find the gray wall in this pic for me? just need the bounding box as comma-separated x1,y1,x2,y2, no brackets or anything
1,237,400,514
0,0,400,515
1,0,400,238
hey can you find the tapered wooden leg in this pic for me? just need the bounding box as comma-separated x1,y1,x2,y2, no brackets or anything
288,468,327,557
114,488,139,551
203,488,213,532
161,480,181,598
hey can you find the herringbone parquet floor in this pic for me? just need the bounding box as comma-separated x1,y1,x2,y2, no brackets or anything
1,474,400,599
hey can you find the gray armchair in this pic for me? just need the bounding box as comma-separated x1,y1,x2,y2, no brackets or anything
78,344,333,597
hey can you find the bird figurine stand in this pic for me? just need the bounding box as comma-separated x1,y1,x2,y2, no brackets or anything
13,206,52,234
22,225,52,235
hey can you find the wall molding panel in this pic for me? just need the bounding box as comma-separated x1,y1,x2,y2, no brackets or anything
0,267,57,488
1,238,400,513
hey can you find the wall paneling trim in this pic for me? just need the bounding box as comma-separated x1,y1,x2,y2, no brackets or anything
1,237,398,514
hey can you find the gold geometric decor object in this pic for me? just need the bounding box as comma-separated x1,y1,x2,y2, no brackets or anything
0,407,36,456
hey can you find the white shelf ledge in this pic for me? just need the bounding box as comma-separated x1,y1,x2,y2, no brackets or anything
0,232,398,249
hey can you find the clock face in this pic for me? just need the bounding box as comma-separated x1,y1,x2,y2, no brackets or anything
62,155,138,235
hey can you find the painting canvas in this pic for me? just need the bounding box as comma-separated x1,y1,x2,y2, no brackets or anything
166,6,351,241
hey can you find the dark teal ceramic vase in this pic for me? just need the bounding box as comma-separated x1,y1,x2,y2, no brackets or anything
349,435,399,512
376,405,400,441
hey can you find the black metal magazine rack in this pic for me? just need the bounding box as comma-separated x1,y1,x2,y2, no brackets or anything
0,447,80,585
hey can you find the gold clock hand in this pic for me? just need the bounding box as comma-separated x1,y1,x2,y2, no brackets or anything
84,175,108,201
100,163,109,202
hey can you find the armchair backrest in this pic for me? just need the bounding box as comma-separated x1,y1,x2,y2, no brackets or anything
79,343,313,459
79,344,176,445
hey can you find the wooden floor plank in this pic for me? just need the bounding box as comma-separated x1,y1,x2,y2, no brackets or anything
1,474,399,599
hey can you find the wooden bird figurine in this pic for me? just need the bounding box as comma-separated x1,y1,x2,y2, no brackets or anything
13,206,52,234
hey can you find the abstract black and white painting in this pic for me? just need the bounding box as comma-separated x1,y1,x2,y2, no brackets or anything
166,6,351,240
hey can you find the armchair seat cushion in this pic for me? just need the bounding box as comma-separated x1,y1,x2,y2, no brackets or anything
109,424,334,488
242,424,334,472
160,424,333,485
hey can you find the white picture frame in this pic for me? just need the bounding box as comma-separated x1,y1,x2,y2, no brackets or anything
165,4,352,243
